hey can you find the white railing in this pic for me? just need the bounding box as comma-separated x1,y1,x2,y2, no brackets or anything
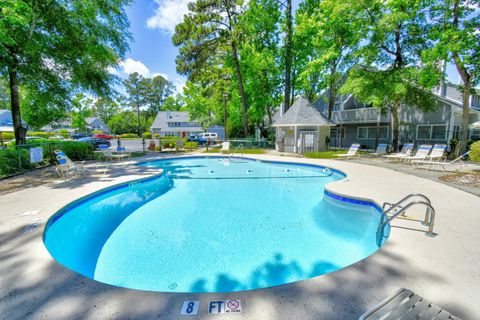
331,108,390,124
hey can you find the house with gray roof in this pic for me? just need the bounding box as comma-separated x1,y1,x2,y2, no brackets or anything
312,84,480,150
85,117,110,133
272,96,336,153
150,111,203,138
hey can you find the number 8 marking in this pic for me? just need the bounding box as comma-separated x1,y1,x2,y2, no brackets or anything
186,302,195,313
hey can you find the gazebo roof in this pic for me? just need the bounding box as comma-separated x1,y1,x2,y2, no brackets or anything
272,96,336,127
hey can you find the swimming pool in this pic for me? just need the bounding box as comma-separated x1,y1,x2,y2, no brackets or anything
44,156,388,293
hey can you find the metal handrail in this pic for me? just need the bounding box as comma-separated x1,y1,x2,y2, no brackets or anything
383,193,431,215
383,200,436,236
230,143,243,159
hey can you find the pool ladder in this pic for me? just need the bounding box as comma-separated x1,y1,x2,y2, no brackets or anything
229,143,244,159
381,193,436,237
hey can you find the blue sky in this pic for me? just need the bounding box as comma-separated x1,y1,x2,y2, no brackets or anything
117,0,462,93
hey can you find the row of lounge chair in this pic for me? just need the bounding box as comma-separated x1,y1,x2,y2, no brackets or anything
54,150,111,180
337,143,470,171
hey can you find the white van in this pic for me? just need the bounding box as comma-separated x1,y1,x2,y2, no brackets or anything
200,132,218,141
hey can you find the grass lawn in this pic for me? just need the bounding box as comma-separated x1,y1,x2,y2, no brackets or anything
304,150,347,158
203,148,266,154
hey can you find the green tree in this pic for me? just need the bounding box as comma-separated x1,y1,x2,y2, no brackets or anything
295,0,362,119
108,111,151,135
0,0,131,144
145,75,174,116
173,0,250,136
92,97,120,124
341,0,440,151
427,0,480,153
239,0,282,137
71,94,93,132
123,72,147,137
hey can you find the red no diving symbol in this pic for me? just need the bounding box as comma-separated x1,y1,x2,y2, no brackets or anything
227,300,240,310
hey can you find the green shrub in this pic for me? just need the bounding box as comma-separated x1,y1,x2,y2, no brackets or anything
470,141,480,162
0,148,34,176
155,145,162,151
142,131,152,139
27,131,55,139
185,142,198,150
120,133,138,138
1,132,14,141
154,133,160,139
162,139,176,149
92,129,103,134
58,129,70,138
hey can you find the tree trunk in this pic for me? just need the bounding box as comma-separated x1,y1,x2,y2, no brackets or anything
327,81,335,120
8,67,26,145
283,0,292,111
231,41,249,137
390,102,400,152
459,81,471,153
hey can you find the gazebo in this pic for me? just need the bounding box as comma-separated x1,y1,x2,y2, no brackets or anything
272,96,336,154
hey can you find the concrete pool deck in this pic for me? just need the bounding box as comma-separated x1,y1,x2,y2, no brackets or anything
0,153,479,319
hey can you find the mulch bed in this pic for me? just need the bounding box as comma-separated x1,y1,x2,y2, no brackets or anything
439,171,480,188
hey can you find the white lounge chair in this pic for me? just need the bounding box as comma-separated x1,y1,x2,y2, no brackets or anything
336,143,360,159
55,156,82,179
370,143,388,157
403,144,432,163
412,144,446,167
54,150,109,178
116,147,131,158
101,149,129,161
383,143,414,160
221,142,230,154
414,151,470,171
359,288,459,320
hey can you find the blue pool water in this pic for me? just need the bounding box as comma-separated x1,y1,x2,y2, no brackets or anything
44,157,388,293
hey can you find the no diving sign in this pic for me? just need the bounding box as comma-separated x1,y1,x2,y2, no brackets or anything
226,299,242,313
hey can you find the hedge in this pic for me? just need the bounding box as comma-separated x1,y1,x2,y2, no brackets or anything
470,141,480,162
0,140,93,177
120,133,138,138
142,132,152,139
185,142,198,150
28,131,70,139
1,132,14,141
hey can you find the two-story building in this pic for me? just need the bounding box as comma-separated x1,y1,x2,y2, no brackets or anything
313,85,480,149
150,111,204,138
273,85,480,153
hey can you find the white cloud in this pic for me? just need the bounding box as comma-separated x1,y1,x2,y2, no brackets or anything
119,58,150,77
146,0,191,34
109,58,170,80
173,77,186,94
151,72,169,80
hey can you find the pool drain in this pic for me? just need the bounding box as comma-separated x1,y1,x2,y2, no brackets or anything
168,282,178,290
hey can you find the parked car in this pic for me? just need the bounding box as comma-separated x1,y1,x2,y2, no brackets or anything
93,133,113,140
187,134,200,143
49,135,65,140
72,133,89,140
189,133,219,146
76,137,111,149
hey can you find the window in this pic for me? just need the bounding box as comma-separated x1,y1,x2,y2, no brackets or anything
330,127,346,139
471,95,480,110
357,126,389,140
416,125,447,141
